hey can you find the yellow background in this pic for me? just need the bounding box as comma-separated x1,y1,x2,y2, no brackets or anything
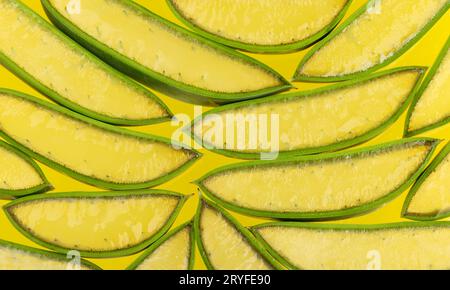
0,0,449,270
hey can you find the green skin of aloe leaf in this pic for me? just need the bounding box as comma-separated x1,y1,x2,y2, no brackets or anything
0,140,52,200
402,141,450,221
126,220,195,270
41,0,291,105
3,190,187,258
251,221,450,270
404,36,450,137
0,0,171,126
191,67,426,160
194,198,283,270
166,0,353,54
196,138,439,220
293,0,450,82
0,89,200,191
0,239,101,270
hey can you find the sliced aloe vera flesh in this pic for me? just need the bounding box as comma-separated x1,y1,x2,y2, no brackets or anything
128,222,194,270
406,38,450,136
0,0,169,125
253,222,450,270
196,199,278,270
403,143,450,221
295,0,449,81
4,190,185,258
168,0,352,53
198,139,437,219
42,0,290,104
0,141,51,198
0,89,198,190
0,239,100,270
193,68,423,158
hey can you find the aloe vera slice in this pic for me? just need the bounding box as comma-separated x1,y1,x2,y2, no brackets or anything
127,221,194,270
294,0,449,82
4,190,186,258
0,140,51,199
192,67,423,159
195,199,280,270
0,0,170,125
41,0,291,105
403,142,450,221
0,89,199,190
252,222,450,270
167,0,352,53
0,239,101,270
197,139,437,219
405,37,450,136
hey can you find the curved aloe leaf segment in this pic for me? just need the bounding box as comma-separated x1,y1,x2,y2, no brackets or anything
0,239,101,270
167,0,352,54
192,67,424,159
127,221,195,270
0,89,199,190
197,138,438,220
3,190,186,258
294,0,449,82
252,222,450,270
195,198,281,270
403,142,450,221
0,0,170,125
0,140,52,199
41,0,291,105
405,37,450,136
